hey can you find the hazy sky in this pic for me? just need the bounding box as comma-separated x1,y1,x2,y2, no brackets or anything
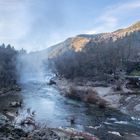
0,0,140,51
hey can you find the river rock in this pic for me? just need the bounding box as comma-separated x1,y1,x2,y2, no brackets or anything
27,128,60,140
0,114,9,126
9,101,21,107
73,136,85,140
48,79,56,85
134,104,140,111
54,128,99,140
4,111,16,120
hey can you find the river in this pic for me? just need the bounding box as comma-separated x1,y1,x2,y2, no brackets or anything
14,72,140,140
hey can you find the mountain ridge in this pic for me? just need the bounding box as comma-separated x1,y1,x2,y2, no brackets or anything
45,20,140,58
30,21,140,58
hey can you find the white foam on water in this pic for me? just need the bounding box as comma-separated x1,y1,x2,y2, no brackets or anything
108,118,117,121
104,122,112,125
114,121,128,124
131,116,140,121
108,131,122,137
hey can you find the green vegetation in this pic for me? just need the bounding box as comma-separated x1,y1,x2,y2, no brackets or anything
130,70,140,76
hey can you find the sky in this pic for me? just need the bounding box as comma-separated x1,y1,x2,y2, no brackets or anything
0,0,140,52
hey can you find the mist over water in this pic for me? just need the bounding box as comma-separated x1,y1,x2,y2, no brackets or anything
13,48,140,140
0,1,140,140
17,52,48,83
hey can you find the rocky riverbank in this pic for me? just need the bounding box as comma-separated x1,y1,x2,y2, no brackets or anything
0,113,99,140
0,85,21,96
0,88,22,122
0,87,99,140
51,77,140,118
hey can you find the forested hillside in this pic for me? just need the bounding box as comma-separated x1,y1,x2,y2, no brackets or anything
48,21,140,80
0,44,18,88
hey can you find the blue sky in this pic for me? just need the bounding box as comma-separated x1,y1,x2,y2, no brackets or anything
0,0,140,51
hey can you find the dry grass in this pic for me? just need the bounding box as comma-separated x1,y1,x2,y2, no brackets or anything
71,37,90,52
83,88,98,104
66,85,82,100
66,85,107,108
67,86,99,104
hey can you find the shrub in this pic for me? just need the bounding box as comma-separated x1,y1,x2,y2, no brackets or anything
66,86,82,100
83,89,98,104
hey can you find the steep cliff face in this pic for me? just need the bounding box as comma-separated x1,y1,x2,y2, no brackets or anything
71,37,90,52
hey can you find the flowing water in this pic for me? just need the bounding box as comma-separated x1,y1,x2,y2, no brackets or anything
15,72,140,140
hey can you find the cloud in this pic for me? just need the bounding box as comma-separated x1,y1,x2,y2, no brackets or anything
0,0,140,51
106,0,140,14
13,0,68,51
86,0,140,34
0,0,30,40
